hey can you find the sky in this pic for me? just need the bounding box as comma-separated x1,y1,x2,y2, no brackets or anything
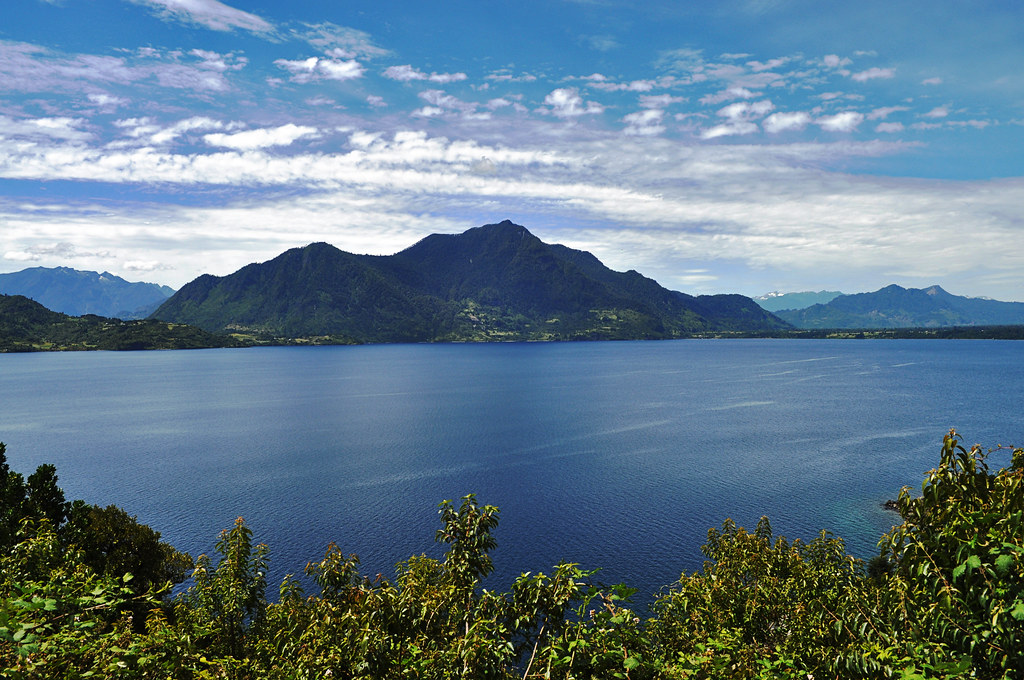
1,0,1023,300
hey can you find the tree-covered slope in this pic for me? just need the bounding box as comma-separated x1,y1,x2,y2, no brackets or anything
0,294,243,351
775,284,1024,329
0,267,174,319
153,220,790,342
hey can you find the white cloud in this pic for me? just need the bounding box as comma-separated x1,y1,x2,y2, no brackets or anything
0,115,91,141
746,57,788,72
700,86,756,105
588,77,674,92
701,122,759,139
823,54,851,69
717,99,773,121
851,67,895,82
317,59,365,80
0,41,238,93
541,88,604,118
875,122,904,133
123,260,170,273
622,109,666,136
383,64,468,84
275,56,365,82
867,106,909,120
87,93,128,107
763,111,811,133
297,22,390,58
486,71,537,83
147,116,230,145
128,0,273,34
203,124,319,150
922,105,949,118
921,77,943,86
639,94,685,109
817,111,865,132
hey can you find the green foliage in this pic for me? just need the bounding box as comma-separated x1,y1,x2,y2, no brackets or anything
64,503,193,599
0,294,246,352
878,430,1024,676
2,432,1023,678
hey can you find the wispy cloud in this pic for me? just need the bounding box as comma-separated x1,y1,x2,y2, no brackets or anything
296,22,390,58
127,0,273,34
383,65,467,84
0,41,243,92
850,67,895,82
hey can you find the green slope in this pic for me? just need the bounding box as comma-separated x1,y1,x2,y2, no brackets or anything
0,294,244,351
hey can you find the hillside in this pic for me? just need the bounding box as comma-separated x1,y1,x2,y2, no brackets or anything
0,266,174,318
0,294,244,351
152,220,790,342
775,284,1024,328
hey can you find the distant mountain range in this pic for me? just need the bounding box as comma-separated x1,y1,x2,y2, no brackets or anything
774,284,1024,329
152,220,790,342
0,294,242,351
0,267,174,318
754,290,843,312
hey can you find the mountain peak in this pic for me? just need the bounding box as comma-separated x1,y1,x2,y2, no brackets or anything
154,220,788,341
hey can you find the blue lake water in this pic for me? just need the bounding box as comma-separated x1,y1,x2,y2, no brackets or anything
2,339,1022,605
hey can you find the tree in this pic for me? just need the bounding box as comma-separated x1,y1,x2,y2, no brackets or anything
24,464,69,530
64,502,192,597
0,442,28,551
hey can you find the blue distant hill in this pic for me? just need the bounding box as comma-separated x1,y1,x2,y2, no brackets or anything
0,267,175,319
774,284,1024,328
754,290,843,312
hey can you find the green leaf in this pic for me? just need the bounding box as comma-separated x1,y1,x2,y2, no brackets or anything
624,656,640,670
1010,601,1024,621
966,554,982,570
994,554,1013,575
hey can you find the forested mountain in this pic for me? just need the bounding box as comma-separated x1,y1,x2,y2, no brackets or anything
0,267,174,319
0,294,243,351
775,284,1024,329
754,290,843,312
152,220,790,342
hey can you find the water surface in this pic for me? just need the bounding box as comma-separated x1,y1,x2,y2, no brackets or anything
2,339,1021,603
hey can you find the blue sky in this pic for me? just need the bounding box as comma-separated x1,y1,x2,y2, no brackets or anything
2,0,1023,300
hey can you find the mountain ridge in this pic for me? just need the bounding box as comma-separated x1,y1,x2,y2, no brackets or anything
774,284,1024,328
152,220,790,342
0,266,174,319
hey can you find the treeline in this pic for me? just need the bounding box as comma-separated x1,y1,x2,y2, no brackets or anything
2,432,1022,678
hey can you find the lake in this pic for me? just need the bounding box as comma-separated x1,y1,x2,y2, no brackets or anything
2,339,1022,605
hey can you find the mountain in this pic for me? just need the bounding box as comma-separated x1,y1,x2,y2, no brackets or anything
152,220,790,342
774,284,1024,329
0,267,175,319
754,290,843,312
0,294,244,351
